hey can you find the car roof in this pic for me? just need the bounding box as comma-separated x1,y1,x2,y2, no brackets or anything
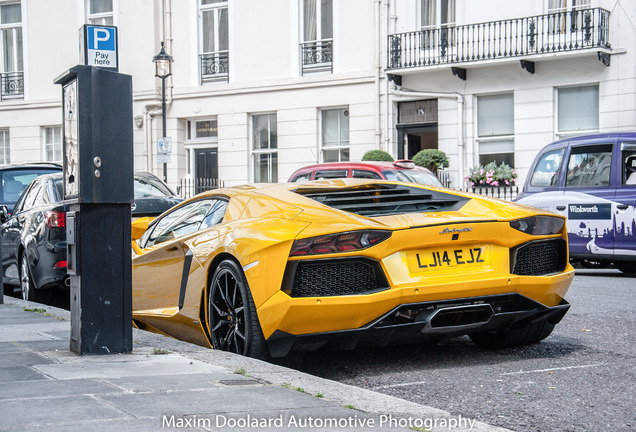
289,161,432,178
0,162,62,171
545,132,636,148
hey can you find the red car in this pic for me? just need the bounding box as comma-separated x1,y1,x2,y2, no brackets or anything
288,160,443,186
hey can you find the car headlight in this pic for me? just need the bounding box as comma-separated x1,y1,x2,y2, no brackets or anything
290,230,391,256
510,216,564,235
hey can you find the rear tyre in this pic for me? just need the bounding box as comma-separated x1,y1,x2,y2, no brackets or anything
615,261,636,274
20,254,38,302
469,319,555,349
208,260,268,359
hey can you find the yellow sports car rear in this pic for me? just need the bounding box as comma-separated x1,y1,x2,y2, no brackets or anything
131,180,573,358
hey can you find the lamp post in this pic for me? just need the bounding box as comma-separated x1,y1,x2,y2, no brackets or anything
153,42,173,182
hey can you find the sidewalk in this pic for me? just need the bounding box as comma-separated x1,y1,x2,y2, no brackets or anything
0,298,508,432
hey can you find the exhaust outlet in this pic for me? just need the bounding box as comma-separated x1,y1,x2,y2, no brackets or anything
429,304,494,329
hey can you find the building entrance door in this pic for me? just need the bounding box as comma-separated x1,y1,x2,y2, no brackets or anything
396,99,438,159
195,148,218,194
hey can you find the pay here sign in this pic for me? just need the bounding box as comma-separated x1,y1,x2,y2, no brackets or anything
81,25,118,71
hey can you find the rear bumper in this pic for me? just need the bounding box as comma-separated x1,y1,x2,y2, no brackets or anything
266,293,570,357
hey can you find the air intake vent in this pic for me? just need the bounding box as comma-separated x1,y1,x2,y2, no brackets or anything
512,239,567,276
283,258,389,297
294,184,469,217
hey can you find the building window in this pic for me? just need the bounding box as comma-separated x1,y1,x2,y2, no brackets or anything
477,93,514,167
557,84,599,138
421,0,456,29
252,114,277,183
0,129,9,164
300,0,333,74
43,126,62,163
321,108,349,163
547,0,590,34
0,1,23,101
420,0,455,48
199,0,229,84
86,0,113,25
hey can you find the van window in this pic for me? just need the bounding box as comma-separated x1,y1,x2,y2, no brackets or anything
565,144,613,187
530,149,564,187
622,143,636,186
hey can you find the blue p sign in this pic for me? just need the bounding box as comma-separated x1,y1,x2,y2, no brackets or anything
82,25,118,71
88,27,116,50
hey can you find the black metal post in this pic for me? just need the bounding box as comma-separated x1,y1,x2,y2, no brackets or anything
161,76,167,182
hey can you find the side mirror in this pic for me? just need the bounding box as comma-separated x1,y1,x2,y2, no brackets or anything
131,216,153,241
0,206,9,224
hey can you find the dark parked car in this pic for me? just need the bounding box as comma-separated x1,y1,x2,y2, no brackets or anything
132,172,182,218
1,173,67,300
1,172,182,300
0,163,62,214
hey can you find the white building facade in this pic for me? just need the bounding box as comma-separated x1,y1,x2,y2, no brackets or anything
0,0,634,191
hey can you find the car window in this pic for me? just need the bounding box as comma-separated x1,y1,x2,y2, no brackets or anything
50,178,64,203
315,169,348,179
290,173,311,183
134,176,172,197
201,200,228,229
352,170,381,179
530,149,564,187
1,169,60,205
623,145,636,185
566,144,613,187
143,199,216,248
381,170,443,187
11,182,33,214
21,182,42,211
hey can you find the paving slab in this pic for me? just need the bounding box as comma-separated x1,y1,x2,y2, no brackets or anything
0,378,121,400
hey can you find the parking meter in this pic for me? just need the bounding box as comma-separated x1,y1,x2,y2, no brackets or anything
55,65,133,354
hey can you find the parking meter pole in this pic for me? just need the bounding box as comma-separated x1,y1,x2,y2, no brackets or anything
55,65,133,355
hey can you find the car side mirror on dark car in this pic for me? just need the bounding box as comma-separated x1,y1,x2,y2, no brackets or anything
0,206,9,223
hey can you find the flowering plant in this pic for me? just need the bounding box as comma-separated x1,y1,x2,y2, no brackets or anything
465,162,517,187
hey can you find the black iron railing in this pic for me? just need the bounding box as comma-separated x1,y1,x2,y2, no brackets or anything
300,39,333,75
388,7,610,70
1,71,24,101
200,51,229,84
177,177,224,199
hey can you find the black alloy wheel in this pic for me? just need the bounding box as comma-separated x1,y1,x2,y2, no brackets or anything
208,260,267,358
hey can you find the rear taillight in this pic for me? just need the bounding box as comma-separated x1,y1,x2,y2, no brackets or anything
45,211,66,228
290,230,391,256
510,216,564,235
53,260,67,269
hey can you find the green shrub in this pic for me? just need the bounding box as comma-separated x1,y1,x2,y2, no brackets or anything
361,150,394,162
412,149,449,172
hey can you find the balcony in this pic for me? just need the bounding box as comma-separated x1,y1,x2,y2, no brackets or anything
1,71,23,101
300,39,333,75
387,8,611,73
200,51,229,84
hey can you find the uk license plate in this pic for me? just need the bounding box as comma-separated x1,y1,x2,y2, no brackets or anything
408,246,489,273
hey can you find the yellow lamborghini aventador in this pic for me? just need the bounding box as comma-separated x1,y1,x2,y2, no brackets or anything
131,179,574,358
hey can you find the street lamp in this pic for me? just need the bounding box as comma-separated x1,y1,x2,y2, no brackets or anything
153,41,173,182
